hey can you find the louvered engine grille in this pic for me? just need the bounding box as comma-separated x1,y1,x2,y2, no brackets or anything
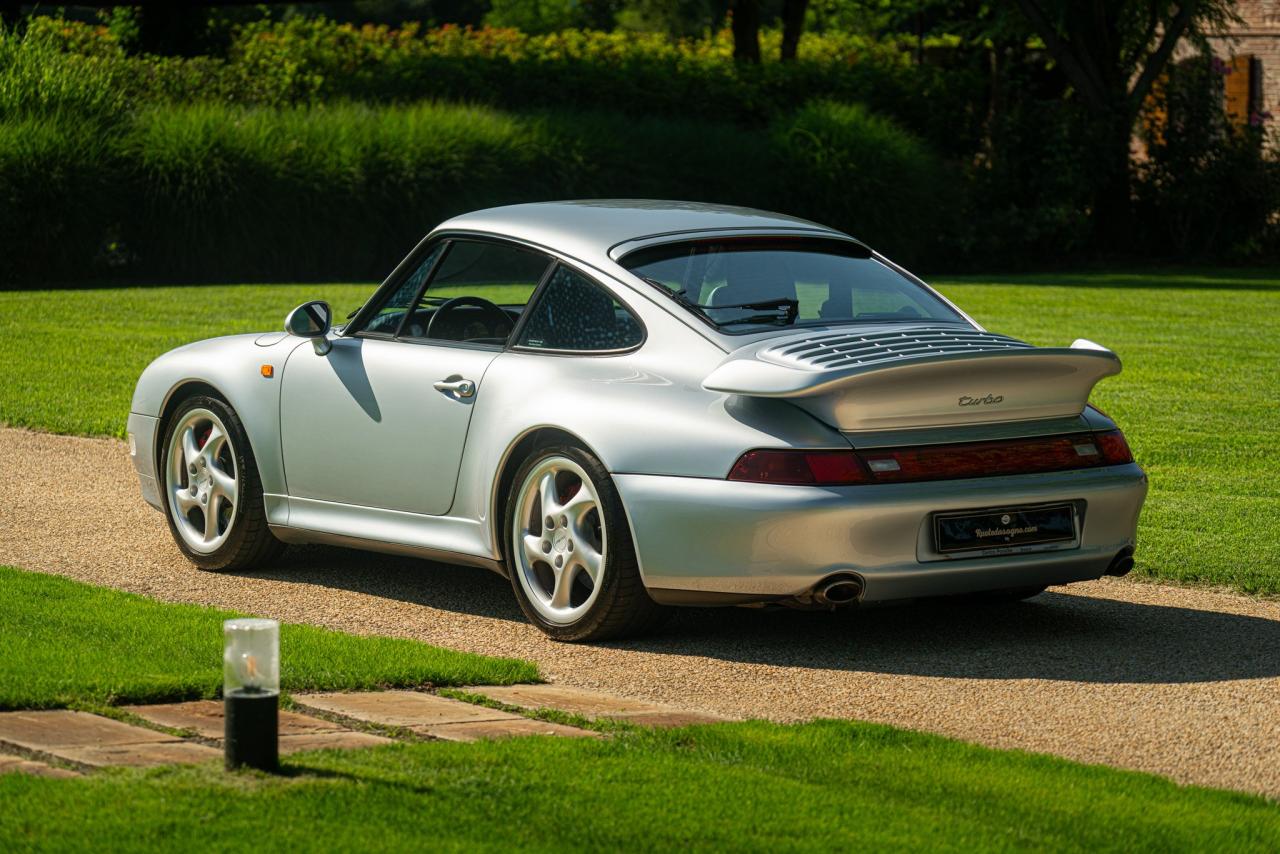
760,326,1033,371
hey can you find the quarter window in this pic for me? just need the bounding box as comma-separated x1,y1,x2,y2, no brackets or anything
517,266,643,352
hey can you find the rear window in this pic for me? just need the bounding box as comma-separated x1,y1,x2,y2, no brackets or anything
621,238,963,333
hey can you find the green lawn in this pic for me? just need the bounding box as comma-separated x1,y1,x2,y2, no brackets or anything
0,270,1276,595
2,566,1278,849
2,720,1278,851
0,566,536,709
933,270,1279,595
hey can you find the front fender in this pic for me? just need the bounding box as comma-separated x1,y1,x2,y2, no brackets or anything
131,333,306,497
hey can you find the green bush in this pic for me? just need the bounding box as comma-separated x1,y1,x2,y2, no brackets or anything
774,101,957,262
1135,55,1280,260
0,96,948,285
4,16,983,155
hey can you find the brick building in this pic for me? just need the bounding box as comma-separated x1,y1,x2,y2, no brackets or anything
1208,0,1278,130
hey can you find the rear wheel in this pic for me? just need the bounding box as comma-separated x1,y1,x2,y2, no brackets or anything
505,444,668,642
160,395,283,572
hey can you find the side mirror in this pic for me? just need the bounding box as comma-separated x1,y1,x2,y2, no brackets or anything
285,301,333,355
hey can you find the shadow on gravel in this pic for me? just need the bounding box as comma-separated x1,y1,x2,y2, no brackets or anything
636,591,1280,685
240,546,1279,686
243,545,529,624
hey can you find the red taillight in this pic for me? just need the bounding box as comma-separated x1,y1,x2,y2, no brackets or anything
858,433,1106,483
729,429,1134,487
728,450,871,485
1094,429,1133,464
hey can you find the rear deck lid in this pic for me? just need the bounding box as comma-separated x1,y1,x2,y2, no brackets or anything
702,325,1121,432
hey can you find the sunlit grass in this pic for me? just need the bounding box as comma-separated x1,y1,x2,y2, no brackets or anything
2,718,1278,850
933,270,1279,595
0,565,536,709
1,269,1275,595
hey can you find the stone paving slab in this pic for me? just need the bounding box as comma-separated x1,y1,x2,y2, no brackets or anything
466,685,731,726
294,690,521,729
124,700,349,740
55,741,221,768
425,718,602,743
0,709,219,768
0,710,182,750
0,753,80,779
279,731,394,754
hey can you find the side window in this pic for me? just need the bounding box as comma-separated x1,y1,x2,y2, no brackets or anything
517,266,643,352
400,240,551,344
361,243,445,336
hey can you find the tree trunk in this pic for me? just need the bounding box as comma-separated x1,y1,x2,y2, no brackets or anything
731,0,761,64
137,3,206,57
780,0,809,62
1090,105,1137,252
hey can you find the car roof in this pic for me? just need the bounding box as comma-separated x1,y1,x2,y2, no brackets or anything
433,200,847,264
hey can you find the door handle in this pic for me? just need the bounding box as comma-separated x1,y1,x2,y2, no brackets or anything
433,378,476,398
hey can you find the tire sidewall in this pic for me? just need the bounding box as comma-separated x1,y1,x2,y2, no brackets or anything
504,444,632,641
159,395,257,570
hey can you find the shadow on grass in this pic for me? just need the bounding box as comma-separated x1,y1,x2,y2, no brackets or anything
240,545,1280,687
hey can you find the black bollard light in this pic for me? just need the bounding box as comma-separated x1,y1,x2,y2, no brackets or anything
223,618,280,772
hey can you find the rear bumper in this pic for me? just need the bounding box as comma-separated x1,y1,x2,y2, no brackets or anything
614,463,1147,605
126,412,163,512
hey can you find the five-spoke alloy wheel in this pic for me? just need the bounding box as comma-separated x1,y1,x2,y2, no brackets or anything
160,395,282,571
513,455,607,625
506,444,668,641
166,407,238,554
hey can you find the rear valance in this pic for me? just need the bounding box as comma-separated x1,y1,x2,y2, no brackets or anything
702,326,1121,432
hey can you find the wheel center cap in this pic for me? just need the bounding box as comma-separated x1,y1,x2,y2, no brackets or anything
552,529,569,552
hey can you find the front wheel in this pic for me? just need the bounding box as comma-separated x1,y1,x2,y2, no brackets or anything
505,445,669,642
160,395,283,572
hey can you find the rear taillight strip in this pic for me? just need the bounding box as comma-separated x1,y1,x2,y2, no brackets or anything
727,430,1134,486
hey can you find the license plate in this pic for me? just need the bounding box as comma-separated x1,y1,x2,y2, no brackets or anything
934,503,1077,554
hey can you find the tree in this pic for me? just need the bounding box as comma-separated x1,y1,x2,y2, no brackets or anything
1010,0,1236,245
730,0,760,63
780,0,808,61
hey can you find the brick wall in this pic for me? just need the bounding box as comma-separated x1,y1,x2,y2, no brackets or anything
1208,0,1280,139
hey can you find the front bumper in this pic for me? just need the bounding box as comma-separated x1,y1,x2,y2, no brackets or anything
614,463,1148,605
126,412,163,512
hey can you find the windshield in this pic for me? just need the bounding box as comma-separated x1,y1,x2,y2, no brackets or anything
622,238,964,332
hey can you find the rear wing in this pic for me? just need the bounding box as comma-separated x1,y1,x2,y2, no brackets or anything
702,326,1121,432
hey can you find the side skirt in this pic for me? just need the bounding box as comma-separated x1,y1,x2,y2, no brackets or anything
269,525,506,577
266,495,506,577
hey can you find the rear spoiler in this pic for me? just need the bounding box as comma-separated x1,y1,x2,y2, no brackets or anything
702,326,1121,432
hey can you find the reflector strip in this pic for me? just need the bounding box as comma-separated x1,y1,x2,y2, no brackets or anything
727,430,1134,486
859,432,1123,484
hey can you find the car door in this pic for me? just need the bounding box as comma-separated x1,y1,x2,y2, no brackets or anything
279,237,553,516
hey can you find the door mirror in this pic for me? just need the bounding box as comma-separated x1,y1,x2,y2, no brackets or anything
285,301,333,355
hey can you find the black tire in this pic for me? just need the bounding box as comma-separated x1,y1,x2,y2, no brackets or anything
159,394,284,572
504,444,670,642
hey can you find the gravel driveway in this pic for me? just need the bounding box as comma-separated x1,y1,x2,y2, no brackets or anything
2,427,1277,798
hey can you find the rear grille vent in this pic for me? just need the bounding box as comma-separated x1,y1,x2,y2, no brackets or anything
759,326,1033,371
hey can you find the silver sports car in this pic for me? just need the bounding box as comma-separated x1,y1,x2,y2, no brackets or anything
128,201,1148,640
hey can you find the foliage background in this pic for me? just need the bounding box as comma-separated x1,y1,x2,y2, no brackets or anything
0,12,1276,287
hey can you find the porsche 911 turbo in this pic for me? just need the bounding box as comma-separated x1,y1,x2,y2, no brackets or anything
129,201,1147,640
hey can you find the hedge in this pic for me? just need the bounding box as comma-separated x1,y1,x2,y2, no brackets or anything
0,100,951,285
8,16,986,155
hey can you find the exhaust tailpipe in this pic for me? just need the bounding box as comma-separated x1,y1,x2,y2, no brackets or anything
813,575,864,608
1106,547,1135,577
